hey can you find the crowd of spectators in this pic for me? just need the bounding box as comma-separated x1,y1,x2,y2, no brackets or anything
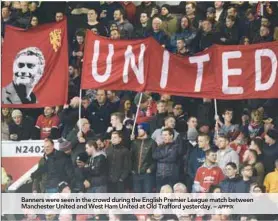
1,1,278,221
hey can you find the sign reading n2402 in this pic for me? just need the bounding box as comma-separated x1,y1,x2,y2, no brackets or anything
16,145,44,154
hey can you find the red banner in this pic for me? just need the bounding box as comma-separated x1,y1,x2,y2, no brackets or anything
82,32,278,99
1,20,68,108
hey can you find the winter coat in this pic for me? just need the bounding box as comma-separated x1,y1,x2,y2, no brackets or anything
247,18,261,41
134,22,152,38
86,151,108,187
219,25,239,45
160,14,178,36
194,30,217,53
187,145,206,180
149,112,168,134
220,176,241,193
262,142,278,174
151,128,179,146
252,34,274,44
169,29,197,53
234,179,253,193
66,128,96,164
32,150,74,192
106,144,131,183
88,100,113,135
217,147,239,172
8,116,34,141
152,142,182,178
131,138,157,174
175,114,188,133
59,107,79,138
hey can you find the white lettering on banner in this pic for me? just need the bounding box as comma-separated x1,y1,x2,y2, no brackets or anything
2,140,59,157
123,44,145,84
222,51,244,94
160,50,170,89
255,49,278,91
92,40,114,83
189,54,210,92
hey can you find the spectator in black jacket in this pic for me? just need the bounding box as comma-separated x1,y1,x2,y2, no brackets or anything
220,162,241,193
219,15,239,45
134,12,152,38
106,131,131,193
89,89,113,135
13,1,31,29
135,1,156,25
85,140,108,193
1,6,14,37
66,118,96,164
263,129,278,174
245,8,261,42
149,100,168,134
9,109,34,141
104,112,131,149
73,151,89,193
31,138,75,193
83,9,107,36
153,128,182,192
150,17,168,47
131,123,157,193
173,103,188,134
252,25,273,44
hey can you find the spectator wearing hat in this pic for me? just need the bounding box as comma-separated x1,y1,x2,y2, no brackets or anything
153,128,182,192
31,138,75,193
33,107,60,140
131,123,157,193
160,4,177,37
66,118,96,164
263,129,278,174
106,131,131,193
85,141,108,193
104,112,131,149
9,109,34,141
216,135,239,174
264,159,278,193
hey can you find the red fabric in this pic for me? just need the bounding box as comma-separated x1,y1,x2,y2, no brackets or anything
230,143,248,163
82,33,278,99
2,19,68,108
121,2,136,23
35,114,60,139
194,166,225,192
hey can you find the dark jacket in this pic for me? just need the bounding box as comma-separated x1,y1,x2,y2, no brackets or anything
59,106,79,138
252,34,273,44
149,112,168,134
152,142,181,178
89,100,113,135
247,18,261,41
234,178,253,193
175,114,188,133
262,142,278,174
13,10,31,29
219,25,239,45
131,137,157,174
104,125,131,149
187,144,206,180
86,151,108,187
9,116,34,141
151,30,168,46
32,150,74,192
134,22,152,38
135,2,156,25
73,166,88,193
106,144,131,183
220,176,241,193
194,30,217,53
66,128,96,164
197,102,214,127
169,28,197,53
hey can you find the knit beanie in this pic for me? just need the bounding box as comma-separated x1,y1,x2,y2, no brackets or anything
11,109,22,118
161,4,171,14
58,138,72,152
76,152,89,163
138,122,150,134
187,128,198,141
58,181,69,193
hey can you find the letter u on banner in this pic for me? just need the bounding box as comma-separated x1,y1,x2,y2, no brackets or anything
92,40,114,83
123,44,145,84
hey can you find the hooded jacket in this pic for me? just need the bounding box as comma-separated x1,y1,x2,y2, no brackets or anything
86,151,108,187
131,137,157,174
217,147,239,172
152,142,181,178
106,144,131,183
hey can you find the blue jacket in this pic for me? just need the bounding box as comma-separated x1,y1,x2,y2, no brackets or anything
151,30,168,46
187,144,206,179
235,179,253,193
220,176,241,193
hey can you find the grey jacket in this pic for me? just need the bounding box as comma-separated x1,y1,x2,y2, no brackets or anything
217,147,239,173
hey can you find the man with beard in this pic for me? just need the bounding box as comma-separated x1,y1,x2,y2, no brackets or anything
2,47,45,104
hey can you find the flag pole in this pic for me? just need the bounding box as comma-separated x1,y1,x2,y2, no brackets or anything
78,89,82,133
132,93,143,136
214,98,219,136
